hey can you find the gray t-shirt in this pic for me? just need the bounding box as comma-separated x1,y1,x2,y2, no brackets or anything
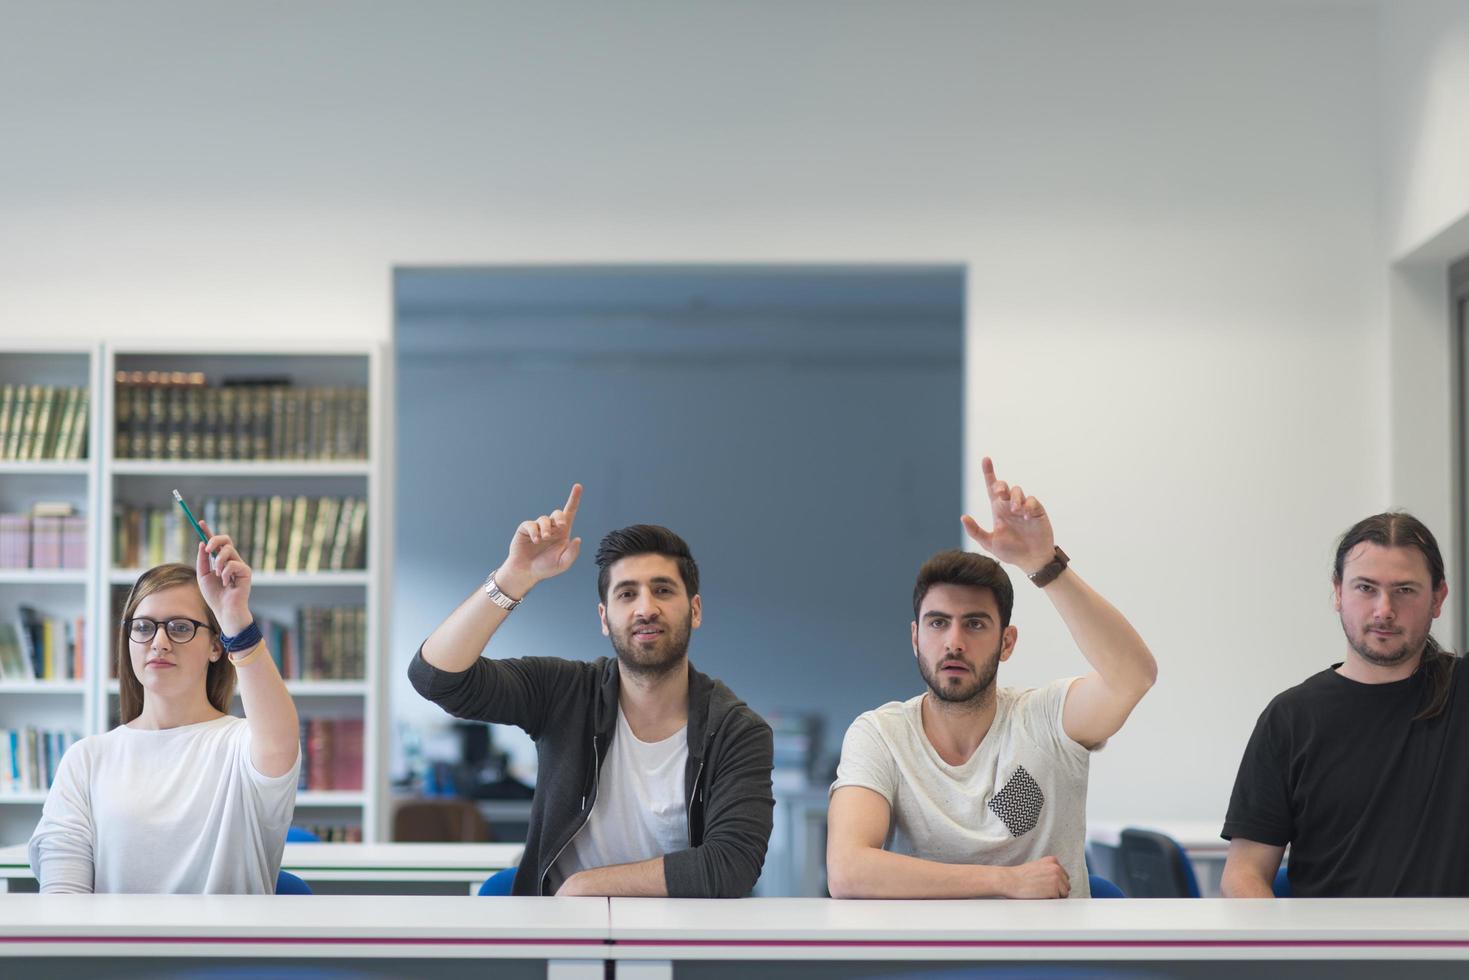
831,678,1094,897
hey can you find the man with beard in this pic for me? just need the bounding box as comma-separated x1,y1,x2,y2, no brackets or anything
826,458,1157,899
1221,512,1469,897
408,485,773,898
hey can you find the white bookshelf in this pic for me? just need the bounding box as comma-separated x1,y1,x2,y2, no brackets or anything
0,345,100,846
0,790,50,806
0,681,87,695
0,343,392,848
0,570,89,586
0,462,90,476
99,343,388,844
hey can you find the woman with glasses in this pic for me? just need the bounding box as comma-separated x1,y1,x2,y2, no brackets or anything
28,521,300,893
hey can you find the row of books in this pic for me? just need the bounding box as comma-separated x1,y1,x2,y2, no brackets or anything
0,385,89,461
300,718,364,792
0,610,86,681
292,823,364,843
0,505,87,569
113,496,368,572
263,607,367,681
1,727,80,793
114,373,368,461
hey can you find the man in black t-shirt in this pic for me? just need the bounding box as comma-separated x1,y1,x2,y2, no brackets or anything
1221,512,1468,897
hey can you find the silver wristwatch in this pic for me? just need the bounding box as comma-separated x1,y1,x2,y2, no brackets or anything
483,573,523,612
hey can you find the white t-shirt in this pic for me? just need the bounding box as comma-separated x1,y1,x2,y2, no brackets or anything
556,710,690,881
28,715,300,894
831,678,1094,897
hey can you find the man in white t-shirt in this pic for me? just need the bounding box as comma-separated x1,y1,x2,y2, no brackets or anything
827,457,1157,900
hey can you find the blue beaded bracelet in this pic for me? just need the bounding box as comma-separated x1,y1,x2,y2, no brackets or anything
220,620,263,655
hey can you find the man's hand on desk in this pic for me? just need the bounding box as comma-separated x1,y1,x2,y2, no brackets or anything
556,871,595,897
1002,856,1071,899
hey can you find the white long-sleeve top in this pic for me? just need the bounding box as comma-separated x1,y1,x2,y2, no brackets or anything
28,715,299,894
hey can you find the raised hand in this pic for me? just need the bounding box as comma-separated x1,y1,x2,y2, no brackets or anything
1002,855,1071,899
496,484,583,598
960,457,1056,575
195,519,253,636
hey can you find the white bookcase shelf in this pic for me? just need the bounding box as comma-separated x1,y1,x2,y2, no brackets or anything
0,346,99,846
0,791,50,806
0,681,86,695
0,570,88,586
0,343,390,847
110,460,372,478
0,461,91,476
296,791,366,807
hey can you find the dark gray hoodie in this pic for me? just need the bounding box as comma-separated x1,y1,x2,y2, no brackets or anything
407,648,774,897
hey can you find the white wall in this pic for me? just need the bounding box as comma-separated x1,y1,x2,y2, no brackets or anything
0,1,1385,822
1381,0,1469,650
1383,0,1469,262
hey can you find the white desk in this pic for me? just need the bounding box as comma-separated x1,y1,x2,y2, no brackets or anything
0,842,523,895
606,897,1469,979
0,894,606,979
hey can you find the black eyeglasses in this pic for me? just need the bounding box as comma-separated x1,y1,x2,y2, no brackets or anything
123,617,215,644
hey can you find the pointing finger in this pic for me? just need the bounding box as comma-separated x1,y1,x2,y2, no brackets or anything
981,456,998,490
563,483,583,519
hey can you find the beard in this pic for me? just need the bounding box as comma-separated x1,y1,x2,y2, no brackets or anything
609,609,693,680
1344,619,1430,668
917,641,1002,705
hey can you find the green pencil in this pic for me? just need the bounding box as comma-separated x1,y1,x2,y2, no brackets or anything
172,489,216,559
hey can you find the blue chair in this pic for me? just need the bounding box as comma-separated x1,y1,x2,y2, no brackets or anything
275,870,313,895
477,866,518,896
1115,828,1201,898
285,826,321,843
1273,865,1291,897
1088,874,1125,898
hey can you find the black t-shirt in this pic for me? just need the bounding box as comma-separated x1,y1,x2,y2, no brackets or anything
1222,656,1469,897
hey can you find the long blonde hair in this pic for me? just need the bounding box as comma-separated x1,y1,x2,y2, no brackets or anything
117,564,235,725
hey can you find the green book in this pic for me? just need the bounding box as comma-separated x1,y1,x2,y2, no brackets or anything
344,499,368,569
51,387,77,462
252,494,270,570
284,495,310,574
305,497,338,574
328,498,356,571
13,385,39,460
0,623,32,681
28,386,55,461
70,386,89,459
4,385,27,459
0,384,14,460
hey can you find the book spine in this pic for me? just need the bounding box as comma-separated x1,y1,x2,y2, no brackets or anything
0,384,14,460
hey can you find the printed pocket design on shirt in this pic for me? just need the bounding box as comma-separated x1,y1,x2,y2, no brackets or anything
987,765,1045,837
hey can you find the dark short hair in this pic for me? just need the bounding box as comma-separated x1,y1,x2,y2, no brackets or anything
1334,511,1456,720
912,550,1014,628
595,525,700,603
1333,511,1445,590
